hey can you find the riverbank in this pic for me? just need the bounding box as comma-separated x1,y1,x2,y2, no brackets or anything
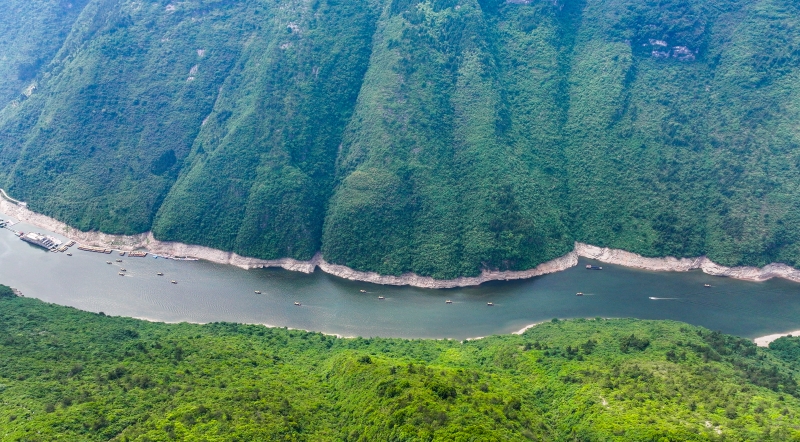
575,244,800,283
3,196,800,288
754,330,800,347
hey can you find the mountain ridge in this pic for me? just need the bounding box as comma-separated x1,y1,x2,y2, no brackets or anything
1,0,799,279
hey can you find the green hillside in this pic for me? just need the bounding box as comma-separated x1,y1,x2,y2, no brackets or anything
1,0,799,279
2,291,800,440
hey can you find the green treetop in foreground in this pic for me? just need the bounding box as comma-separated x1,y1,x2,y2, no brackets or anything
1,290,800,441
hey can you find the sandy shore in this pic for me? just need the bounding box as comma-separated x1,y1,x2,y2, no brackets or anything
3,195,800,288
513,322,544,335
754,330,800,347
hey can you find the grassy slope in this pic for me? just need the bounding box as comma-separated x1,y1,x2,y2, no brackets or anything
2,292,800,440
0,0,799,278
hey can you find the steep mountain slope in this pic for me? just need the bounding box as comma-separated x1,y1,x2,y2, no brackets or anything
152,0,379,260
320,1,572,278
1,0,799,279
0,0,90,106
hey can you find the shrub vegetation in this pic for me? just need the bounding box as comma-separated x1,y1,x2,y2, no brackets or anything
2,294,800,440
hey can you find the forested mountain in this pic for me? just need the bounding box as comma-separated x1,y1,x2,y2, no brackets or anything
2,0,799,279
3,291,800,440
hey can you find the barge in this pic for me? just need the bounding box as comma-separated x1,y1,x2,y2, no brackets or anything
78,245,112,254
20,232,62,251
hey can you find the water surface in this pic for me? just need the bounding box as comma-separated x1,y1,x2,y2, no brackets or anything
1,218,799,339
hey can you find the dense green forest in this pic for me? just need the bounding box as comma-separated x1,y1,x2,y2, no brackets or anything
1,0,800,279
2,289,800,440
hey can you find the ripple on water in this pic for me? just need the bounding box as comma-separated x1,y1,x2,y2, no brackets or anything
1,220,800,339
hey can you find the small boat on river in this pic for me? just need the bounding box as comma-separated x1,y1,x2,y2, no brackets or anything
157,272,163,276
106,261,112,264
704,284,711,288
378,296,385,300
576,292,584,296
359,290,367,293
171,280,177,284
294,302,301,306
66,253,72,256
445,300,452,304
116,259,122,263
585,265,603,270
255,290,261,294
487,302,494,306
118,272,125,276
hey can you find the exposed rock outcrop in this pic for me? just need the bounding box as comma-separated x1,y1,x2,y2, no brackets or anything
3,198,800,288
575,243,800,283
317,252,579,289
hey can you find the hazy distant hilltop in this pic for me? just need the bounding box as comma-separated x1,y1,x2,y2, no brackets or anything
1,0,799,279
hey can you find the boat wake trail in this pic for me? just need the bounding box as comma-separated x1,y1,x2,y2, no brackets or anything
649,297,680,300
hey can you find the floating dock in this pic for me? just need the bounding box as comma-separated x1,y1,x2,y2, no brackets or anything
78,245,112,254
55,240,76,253
20,232,62,251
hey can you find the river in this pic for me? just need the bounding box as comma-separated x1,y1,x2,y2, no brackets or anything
1,219,799,340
